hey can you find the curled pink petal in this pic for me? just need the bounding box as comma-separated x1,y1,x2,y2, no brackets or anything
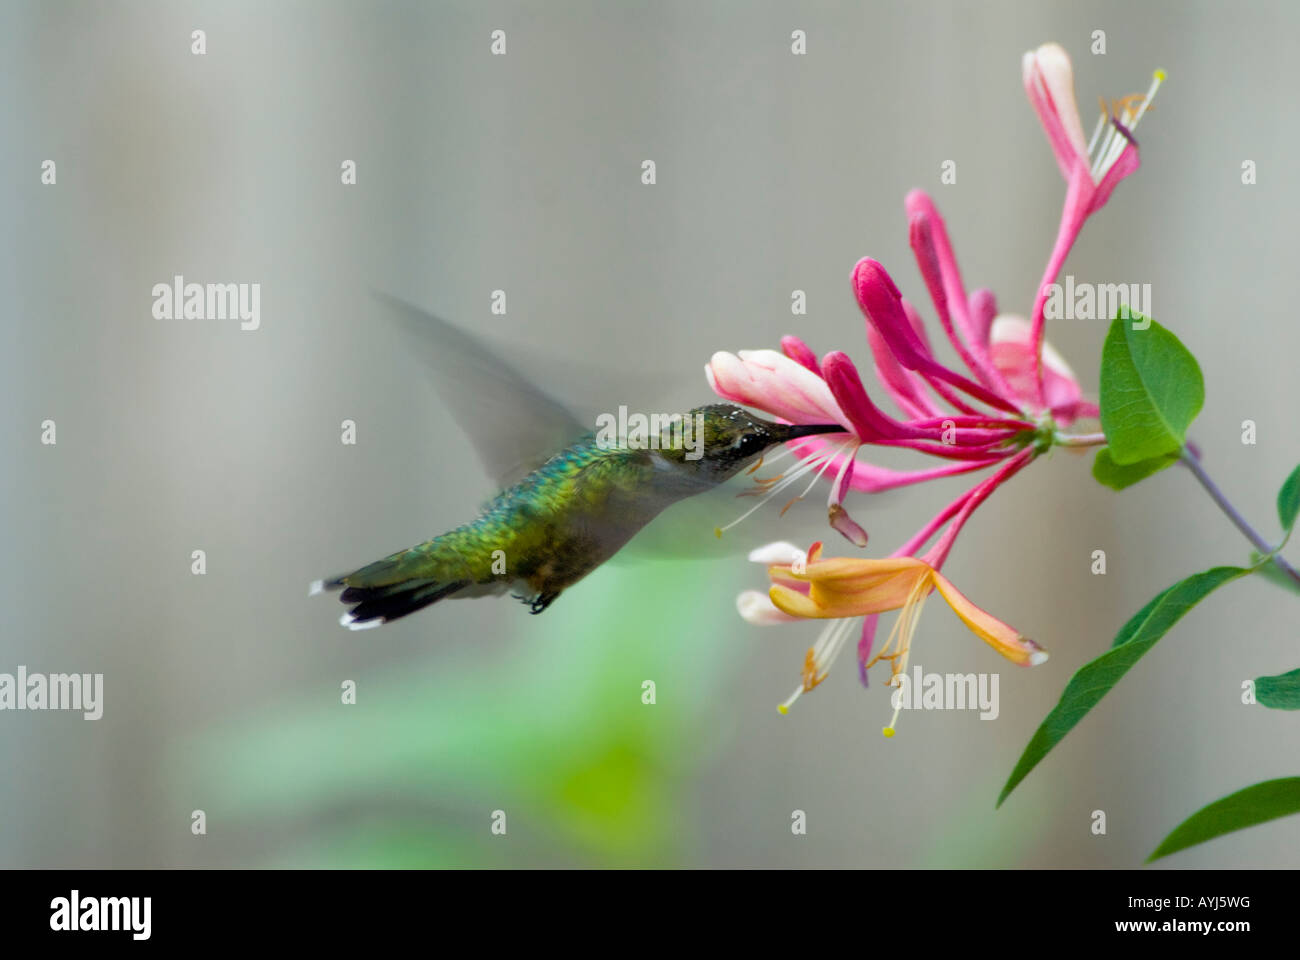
1022,43,1089,180
864,319,942,419
821,350,911,441
900,299,982,417
968,289,997,352
853,259,1022,415
781,335,822,375
852,258,931,371
826,452,869,547
903,191,976,346
908,210,1012,400
829,502,869,547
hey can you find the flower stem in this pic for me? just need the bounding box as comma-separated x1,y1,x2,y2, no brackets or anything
1054,431,1107,448
1179,447,1300,587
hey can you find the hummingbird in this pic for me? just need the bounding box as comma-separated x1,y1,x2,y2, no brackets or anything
311,298,845,629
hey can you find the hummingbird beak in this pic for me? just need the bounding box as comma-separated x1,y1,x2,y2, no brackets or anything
782,422,849,440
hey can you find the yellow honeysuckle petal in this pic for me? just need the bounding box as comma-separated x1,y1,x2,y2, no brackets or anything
782,555,926,583
930,571,1048,666
768,584,823,618
770,562,929,619
809,577,923,616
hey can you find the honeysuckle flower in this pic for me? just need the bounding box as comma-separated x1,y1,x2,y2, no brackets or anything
1022,42,1165,404
746,539,1046,732
708,41,1163,551
706,196,1083,548
716,42,1164,728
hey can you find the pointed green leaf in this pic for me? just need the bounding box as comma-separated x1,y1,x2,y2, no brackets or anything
1255,667,1300,709
1278,464,1300,533
1098,312,1204,465
1092,447,1177,491
1148,777,1300,862
997,566,1247,807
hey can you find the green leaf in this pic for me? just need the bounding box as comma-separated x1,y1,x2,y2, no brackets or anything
1148,777,1300,862
1255,667,1300,709
1098,311,1204,465
1092,447,1177,490
1278,464,1300,533
997,566,1247,807
1250,551,1300,598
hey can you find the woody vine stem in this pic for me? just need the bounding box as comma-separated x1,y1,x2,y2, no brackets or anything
1180,447,1300,587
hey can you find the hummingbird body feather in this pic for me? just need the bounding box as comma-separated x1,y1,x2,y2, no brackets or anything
320,433,696,627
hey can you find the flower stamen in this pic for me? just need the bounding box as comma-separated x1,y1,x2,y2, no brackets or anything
777,614,861,714
1089,68,1165,183
863,572,932,736
715,439,856,536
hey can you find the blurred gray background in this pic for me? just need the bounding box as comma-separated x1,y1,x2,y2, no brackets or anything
2,0,1297,868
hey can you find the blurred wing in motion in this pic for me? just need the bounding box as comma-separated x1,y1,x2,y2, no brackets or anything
373,292,587,489
372,292,847,560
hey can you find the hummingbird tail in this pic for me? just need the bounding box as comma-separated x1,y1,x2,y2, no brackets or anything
311,548,474,630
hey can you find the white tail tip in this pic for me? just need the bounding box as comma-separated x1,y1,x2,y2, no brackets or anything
308,579,325,597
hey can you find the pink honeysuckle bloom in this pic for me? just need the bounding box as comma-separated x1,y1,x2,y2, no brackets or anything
706,335,1032,547
720,41,1163,725
707,209,1085,548
1022,42,1166,403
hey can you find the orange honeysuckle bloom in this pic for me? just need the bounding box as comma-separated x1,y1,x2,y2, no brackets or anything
763,543,1047,733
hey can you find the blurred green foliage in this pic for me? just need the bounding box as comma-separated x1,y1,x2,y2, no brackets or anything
176,557,737,867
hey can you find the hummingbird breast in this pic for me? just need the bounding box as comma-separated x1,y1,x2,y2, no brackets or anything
451,437,680,606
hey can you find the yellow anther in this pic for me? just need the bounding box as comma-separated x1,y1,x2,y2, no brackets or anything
882,726,896,738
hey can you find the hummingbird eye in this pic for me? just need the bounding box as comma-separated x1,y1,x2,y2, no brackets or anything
735,432,766,456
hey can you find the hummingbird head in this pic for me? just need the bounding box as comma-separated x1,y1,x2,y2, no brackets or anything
657,403,848,485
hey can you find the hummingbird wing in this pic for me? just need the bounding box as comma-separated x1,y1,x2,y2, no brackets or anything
373,293,587,489
373,293,843,560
